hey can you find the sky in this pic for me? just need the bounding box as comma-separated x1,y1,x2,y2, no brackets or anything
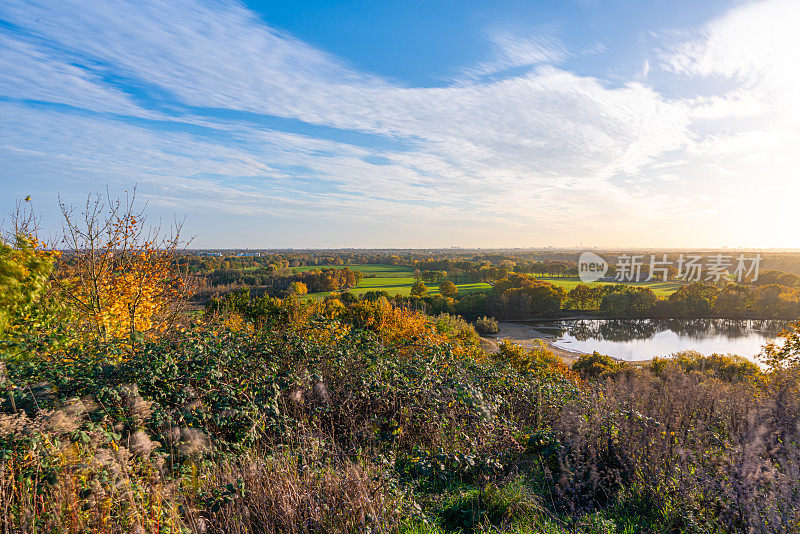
0,0,798,249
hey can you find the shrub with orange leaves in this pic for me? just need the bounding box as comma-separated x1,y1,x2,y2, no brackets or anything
53,191,193,347
346,297,433,344
495,339,574,378
220,311,252,333
344,297,484,361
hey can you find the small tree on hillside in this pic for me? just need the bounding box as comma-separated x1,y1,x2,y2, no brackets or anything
438,280,458,298
289,281,308,296
54,189,192,347
411,280,428,297
762,321,800,369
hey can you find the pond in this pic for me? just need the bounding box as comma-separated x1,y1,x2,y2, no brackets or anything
530,319,789,362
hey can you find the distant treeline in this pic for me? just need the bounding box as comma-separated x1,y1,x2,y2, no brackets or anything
192,247,800,320
205,266,363,296
334,274,800,321
182,248,800,277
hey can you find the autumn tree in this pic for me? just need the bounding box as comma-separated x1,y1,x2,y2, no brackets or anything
421,270,447,284
411,280,428,297
713,283,752,317
499,280,565,317
438,280,458,298
0,199,84,362
762,321,800,369
667,283,719,317
53,190,191,347
599,286,657,316
567,284,603,309
288,281,308,296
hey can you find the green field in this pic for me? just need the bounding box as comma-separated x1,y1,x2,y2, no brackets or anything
292,264,409,277
294,265,684,298
293,264,492,297
535,275,684,297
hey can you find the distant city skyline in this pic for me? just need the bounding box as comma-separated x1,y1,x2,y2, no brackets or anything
1,0,798,248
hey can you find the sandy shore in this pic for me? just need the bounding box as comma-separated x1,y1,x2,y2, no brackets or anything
480,321,650,366
479,321,588,365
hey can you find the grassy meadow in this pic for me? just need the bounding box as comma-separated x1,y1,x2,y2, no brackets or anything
534,275,684,297
294,264,682,299
294,263,493,297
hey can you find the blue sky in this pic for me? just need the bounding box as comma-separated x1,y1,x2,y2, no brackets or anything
1,0,798,248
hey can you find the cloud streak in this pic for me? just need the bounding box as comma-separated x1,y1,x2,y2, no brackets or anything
0,0,797,246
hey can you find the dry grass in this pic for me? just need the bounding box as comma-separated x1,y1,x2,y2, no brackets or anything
195,447,403,533
0,408,185,533
543,363,800,532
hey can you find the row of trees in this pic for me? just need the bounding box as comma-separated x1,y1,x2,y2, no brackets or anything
356,276,800,322
666,282,800,318
184,247,800,284
564,281,800,319
205,266,362,298
410,280,459,298
290,267,363,293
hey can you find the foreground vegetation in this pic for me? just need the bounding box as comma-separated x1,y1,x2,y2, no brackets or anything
4,299,800,532
2,196,800,533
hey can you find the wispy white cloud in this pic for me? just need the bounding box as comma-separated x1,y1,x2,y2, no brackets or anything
664,0,799,83
0,0,797,246
664,0,800,125
462,29,567,77
0,33,153,117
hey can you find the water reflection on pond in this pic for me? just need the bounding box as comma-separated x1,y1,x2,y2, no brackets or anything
530,319,788,362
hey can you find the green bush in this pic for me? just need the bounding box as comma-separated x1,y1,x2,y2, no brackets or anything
433,313,479,346
647,350,762,382
3,291,800,533
0,236,54,336
571,352,626,379
474,316,499,336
